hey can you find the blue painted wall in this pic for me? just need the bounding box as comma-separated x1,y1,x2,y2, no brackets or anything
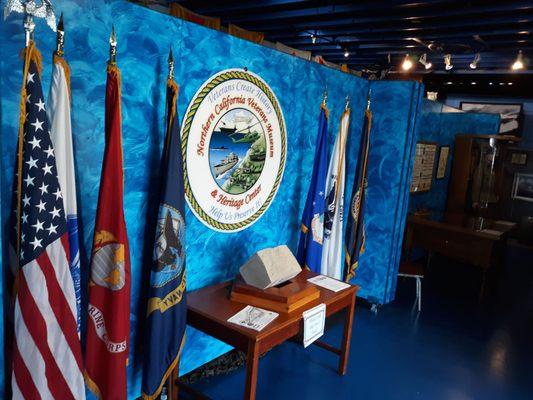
353,81,423,303
409,100,500,215
1,1,422,397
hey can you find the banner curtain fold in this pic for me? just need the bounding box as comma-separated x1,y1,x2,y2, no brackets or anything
169,3,221,30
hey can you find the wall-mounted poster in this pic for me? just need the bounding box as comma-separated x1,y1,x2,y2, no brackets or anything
512,173,533,202
436,145,450,179
181,69,287,232
460,101,523,136
410,142,437,193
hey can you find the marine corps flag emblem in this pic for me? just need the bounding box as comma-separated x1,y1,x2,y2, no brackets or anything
85,29,131,399
344,92,372,282
142,49,187,399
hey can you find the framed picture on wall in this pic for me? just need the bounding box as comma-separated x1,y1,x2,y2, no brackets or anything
512,173,533,202
410,142,437,193
459,101,523,136
510,151,528,165
435,146,450,179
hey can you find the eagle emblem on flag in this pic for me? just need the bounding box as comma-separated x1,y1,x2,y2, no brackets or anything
152,205,185,288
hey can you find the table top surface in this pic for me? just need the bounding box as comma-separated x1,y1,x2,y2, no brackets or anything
187,269,358,341
408,213,516,240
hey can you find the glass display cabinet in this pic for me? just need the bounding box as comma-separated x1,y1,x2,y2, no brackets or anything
447,134,520,221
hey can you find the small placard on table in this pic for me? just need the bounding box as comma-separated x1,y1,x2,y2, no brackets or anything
302,303,326,348
307,275,351,292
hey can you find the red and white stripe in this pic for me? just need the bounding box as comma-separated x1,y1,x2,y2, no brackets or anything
11,235,85,400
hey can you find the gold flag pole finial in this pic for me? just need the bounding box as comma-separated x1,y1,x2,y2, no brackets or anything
55,12,64,56
321,86,328,107
366,88,372,111
168,47,174,81
345,95,350,111
109,25,117,64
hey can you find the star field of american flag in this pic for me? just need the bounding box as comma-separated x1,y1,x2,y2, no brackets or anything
13,60,66,265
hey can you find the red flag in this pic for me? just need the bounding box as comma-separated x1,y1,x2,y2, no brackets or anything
84,63,131,400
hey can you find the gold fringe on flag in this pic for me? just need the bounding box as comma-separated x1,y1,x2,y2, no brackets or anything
53,54,72,100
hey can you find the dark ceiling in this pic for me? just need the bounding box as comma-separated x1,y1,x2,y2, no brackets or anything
170,0,532,75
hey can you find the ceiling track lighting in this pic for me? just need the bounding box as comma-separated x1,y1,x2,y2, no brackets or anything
402,54,413,71
444,54,453,71
470,53,481,69
418,53,432,70
344,48,350,58
512,50,524,70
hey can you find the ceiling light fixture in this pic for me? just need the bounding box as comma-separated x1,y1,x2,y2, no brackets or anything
344,48,350,58
419,53,432,70
311,34,317,44
470,53,481,69
512,50,524,70
402,54,413,71
444,54,453,71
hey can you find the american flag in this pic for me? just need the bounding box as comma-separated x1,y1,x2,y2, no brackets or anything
10,46,85,399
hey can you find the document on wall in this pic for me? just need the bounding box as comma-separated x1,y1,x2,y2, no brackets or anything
227,306,278,331
307,275,351,293
303,303,326,348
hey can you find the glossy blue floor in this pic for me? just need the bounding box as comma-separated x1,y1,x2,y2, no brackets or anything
188,245,533,400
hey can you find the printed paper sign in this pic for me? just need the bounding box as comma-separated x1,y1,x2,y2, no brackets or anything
303,303,326,348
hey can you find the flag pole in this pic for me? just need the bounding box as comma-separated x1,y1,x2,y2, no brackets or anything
166,46,176,400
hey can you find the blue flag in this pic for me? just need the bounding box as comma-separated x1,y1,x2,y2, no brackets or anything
344,96,372,282
142,77,187,399
296,104,329,273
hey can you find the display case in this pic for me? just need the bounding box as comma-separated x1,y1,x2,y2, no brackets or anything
446,134,520,220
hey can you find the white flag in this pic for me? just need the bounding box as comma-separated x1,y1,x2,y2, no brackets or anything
48,57,82,331
321,109,350,279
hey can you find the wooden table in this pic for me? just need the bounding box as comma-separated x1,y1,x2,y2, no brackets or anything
405,214,516,300
173,270,359,400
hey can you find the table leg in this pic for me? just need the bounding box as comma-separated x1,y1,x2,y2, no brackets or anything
338,293,356,375
244,341,259,400
479,269,488,304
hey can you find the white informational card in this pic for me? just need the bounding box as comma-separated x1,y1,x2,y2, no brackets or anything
307,275,351,293
302,303,326,348
227,306,278,331
480,228,503,237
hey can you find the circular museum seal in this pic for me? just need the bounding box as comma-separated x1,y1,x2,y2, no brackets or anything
181,69,287,232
